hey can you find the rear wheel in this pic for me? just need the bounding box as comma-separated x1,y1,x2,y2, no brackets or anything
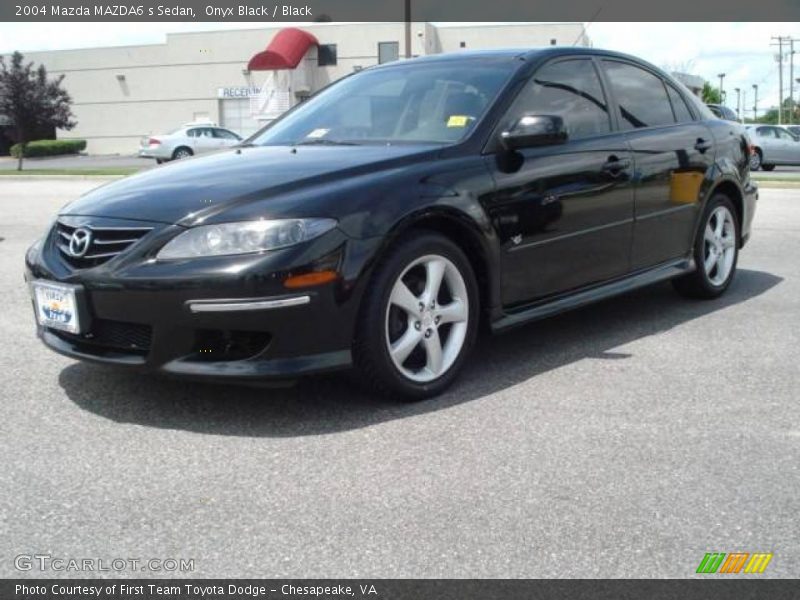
353,232,478,400
672,194,739,299
172,147,193,160
749,149,762,170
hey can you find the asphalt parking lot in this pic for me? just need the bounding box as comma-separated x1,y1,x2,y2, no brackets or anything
0,179,798,578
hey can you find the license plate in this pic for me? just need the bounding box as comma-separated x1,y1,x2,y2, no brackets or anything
31,281,82,334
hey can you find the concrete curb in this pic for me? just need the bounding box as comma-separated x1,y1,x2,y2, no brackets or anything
0,175,127,181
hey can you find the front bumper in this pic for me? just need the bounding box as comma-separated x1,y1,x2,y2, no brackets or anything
25,225,378,381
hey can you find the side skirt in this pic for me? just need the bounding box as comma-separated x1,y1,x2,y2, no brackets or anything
491,258,695,333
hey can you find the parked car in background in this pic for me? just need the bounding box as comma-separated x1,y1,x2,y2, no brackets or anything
139,122,242,163
26,48,757,400
745,124,800,170
706,103,739,121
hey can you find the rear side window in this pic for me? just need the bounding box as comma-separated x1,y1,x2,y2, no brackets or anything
602,60,675,129
506,58,611,139
756,127,775,138
666,85,693,123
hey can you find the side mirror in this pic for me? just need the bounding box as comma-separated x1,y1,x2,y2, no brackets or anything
500,115,568,150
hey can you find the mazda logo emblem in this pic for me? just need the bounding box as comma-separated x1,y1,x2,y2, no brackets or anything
68,228,92,257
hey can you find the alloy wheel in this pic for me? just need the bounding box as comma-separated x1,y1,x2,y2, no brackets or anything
749,151,761,170
703,205,736,286
384,254,469,383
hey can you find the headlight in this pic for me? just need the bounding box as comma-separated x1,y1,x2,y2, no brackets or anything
156,218,337,260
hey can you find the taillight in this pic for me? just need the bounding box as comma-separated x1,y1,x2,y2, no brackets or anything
148,138,161,146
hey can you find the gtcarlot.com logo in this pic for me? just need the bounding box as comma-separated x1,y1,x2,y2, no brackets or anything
14,554,195,573
696,552,773,574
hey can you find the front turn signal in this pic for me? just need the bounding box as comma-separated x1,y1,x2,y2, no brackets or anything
283,270,339,289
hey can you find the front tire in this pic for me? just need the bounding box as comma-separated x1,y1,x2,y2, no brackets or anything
672,194,739,299
353,232,479,400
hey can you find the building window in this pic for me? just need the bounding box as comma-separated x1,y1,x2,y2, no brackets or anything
378,42,400,64
318,44,337,66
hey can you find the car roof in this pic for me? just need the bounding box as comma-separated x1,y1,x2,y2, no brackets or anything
375,46,667,68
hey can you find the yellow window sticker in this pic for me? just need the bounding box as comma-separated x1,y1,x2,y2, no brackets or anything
447,115,469,128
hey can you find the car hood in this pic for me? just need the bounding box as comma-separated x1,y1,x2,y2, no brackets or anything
62,144,439,225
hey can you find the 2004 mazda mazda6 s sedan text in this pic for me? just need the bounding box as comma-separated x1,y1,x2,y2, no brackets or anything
25,48,758,400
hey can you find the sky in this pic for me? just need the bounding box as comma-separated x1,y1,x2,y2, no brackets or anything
1,22,799,115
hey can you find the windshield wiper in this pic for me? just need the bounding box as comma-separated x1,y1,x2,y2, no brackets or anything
293,139,361,146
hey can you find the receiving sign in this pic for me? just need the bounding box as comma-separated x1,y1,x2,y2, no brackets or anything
217,86,261,98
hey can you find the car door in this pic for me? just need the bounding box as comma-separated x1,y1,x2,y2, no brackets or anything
775,127,800,164
190,127,218,154
600,59,716,270
483,57,635,306
754,126,780,163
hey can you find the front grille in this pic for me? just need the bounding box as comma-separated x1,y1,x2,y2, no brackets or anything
52,318,152,355
55,220,152,269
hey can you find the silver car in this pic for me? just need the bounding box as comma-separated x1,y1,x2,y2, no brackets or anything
745,124,800,171
139,123,243,163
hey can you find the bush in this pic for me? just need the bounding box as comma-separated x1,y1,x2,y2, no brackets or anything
10,139,87,158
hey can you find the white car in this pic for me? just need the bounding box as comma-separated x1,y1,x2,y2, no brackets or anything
139,123,243,163
745,124,800,171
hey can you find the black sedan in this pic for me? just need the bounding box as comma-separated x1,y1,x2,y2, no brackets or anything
25,48,758,400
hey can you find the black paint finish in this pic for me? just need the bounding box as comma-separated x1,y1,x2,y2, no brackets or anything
24,48,757,380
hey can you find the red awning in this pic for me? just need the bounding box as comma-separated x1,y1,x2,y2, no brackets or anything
247,28,318,71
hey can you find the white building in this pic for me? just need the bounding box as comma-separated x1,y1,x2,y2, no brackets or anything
10,22,590,154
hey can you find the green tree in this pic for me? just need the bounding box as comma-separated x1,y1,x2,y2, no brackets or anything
701,82,722,104
0,51,75,170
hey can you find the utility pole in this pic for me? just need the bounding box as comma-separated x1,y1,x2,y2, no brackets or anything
742,90,747,123
753,84,759,121
791,39,795,124
772,36,788,124
734,87,741,120
718,73,726,105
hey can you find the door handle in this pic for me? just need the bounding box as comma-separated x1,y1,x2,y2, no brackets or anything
602,156,631,174
695,138,712,153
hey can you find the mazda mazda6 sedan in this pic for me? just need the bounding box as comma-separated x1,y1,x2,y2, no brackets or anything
25,48,758,400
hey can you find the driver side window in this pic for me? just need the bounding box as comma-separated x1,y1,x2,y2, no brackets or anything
504,58,612,140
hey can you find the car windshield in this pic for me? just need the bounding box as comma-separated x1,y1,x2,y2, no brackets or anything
248,60,516,146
